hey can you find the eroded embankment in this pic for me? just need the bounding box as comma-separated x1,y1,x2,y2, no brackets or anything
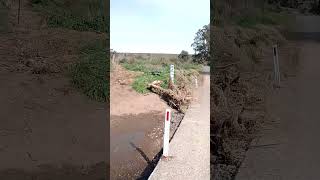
211,24,300,179
237,16,320,180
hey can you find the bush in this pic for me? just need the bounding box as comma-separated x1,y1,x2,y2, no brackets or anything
178,50,189,61
31,0,108,33
120,58,201,94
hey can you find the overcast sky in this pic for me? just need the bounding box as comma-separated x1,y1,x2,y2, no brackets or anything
110,0,209,54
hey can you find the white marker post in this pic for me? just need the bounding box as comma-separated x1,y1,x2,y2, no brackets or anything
163,109,171,157
170,64,174,84
273,45,281,87
195,78,198,88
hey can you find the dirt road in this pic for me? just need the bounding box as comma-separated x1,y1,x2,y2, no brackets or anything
237,40,320,179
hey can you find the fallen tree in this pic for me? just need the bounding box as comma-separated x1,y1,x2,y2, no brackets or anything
148,80,192,113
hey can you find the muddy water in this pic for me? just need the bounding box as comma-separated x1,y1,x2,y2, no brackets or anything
110,112,164,179
111,113,162,160
110,111,185,179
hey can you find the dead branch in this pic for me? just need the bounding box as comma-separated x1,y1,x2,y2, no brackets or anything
148,82,188,112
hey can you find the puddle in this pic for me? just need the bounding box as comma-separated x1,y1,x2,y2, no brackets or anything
110,131,145,162
110,110,185,179
110,112,164,179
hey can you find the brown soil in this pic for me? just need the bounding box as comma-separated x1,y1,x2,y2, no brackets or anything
110,65,168,117
0,0,107,179
110,64,185,179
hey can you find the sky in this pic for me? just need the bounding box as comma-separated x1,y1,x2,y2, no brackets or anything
110,0,209,54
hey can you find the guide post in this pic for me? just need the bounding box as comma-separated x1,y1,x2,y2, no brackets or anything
273,45,280,87
163,109,171,157
170,64,174,84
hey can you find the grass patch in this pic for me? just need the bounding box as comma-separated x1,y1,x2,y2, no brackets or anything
132,72,170,94
120,58,201,94
69,40,108,102
233,11,289,28
31,0,107,32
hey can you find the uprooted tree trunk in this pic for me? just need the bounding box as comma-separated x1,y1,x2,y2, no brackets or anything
148,81,192,112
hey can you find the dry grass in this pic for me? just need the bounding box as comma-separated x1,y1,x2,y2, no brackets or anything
210,1,298,179
211,21,298,179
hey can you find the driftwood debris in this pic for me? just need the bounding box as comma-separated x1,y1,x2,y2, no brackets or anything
148,80,191,112
168,78,175,90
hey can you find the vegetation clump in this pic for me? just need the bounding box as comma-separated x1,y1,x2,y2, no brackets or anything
69,40,108,102
178,50,189,61
120,58,200,94
31,0,108,32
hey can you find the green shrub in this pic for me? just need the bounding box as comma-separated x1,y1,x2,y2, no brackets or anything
69,40,108,102
132,71,170,94
120,58,200,94
178,50,189,61
31,0,107,32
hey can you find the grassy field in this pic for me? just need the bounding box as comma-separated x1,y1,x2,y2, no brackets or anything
69,39,108,102
119,58,201,94
31,0,107,32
